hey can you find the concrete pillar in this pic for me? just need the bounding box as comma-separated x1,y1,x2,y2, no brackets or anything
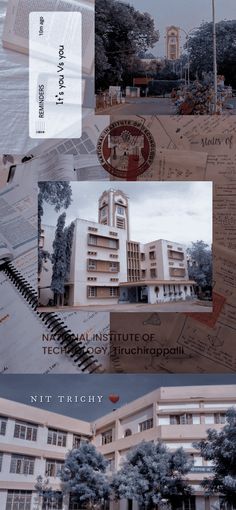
115,419,121,441
153,402,158,428
196,496,207,510
147,285,156,304
156,284,164,302
0,491,7,510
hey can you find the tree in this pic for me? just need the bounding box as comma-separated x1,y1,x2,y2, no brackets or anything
194,408,236,508
59,442,110,509
187,241,212,290
186,21,236,87
50,214,75,306
112,441,193,510
38,182,72,273
35,476,63,508
95,0,159,90
64,221,75,280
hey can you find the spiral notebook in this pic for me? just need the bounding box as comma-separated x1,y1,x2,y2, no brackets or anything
0,158,110,374
0,261,104,374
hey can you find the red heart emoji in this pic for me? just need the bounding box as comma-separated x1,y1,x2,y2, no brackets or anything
109,394,119,404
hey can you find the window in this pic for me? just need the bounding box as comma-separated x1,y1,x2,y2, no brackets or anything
116,217,125,229
214,413,226,424
88,286,97,298
139,418,153,432
101,429,113,445
73,435,89,448
124,428,132,437
149,251,156,260
0,416,7,435
6,490,32,510
42,492,63,509
88,234,97,245
110,287,119,297
106,457,115,471
109,231,118,237
109,238,118,248
170,414,193,425
101,207,107,217
47,429,67,447
10,455,35,475
69,496,83,509
14,421,38,441
110,262,119,272
141,253,145,261
0,452,3,471
87,277,97,281
88,227,98,232
88,259,97,270
45,459,64,477
173,497,196,510
117,206,124,215
150,268,157,278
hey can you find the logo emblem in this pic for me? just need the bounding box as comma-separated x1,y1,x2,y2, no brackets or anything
97,119,156,179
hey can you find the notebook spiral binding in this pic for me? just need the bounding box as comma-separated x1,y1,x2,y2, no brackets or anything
2,262,103,374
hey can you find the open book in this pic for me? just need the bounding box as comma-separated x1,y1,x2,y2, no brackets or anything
0,175,109,373
2,0,94,75
0,152,76,263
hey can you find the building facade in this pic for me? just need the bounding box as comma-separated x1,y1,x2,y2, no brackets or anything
166,26,181,61
39,189,195,307
0,385,235,510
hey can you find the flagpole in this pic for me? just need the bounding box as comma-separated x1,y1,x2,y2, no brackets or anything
212,0,218,113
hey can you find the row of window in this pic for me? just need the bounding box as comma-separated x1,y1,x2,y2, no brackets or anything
4,490,86,510
88,234,118,249
0,453,64,477
169,413,226,425
100,413,227,443
0,418,86,447
101,419,154,444
88,286,119,298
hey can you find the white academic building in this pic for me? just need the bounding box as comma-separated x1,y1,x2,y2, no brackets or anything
0,384,235,510
39,189,195,307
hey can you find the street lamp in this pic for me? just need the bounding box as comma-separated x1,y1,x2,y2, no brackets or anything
212,0,218,113
179,27,198,86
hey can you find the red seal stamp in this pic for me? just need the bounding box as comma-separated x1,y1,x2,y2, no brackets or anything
96,119,156,180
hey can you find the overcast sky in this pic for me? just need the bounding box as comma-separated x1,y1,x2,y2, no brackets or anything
0,374,236,420
44,182,212,247
126,0,236,57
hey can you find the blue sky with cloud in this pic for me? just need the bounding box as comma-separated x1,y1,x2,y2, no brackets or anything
43,182,212,246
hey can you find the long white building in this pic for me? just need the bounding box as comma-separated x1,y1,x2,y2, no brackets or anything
39,189,195,307
0,385,235,510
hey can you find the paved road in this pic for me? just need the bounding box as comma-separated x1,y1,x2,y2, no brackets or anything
99,97,176,115
97,96,236,116
39,300,212,313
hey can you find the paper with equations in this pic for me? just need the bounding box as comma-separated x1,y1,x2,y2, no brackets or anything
29,12,82,139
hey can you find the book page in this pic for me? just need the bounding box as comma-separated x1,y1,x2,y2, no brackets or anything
0,182,37,260
8,153,76,185
2,0,94,74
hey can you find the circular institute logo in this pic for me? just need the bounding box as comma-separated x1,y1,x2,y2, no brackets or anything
97,120,156,179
